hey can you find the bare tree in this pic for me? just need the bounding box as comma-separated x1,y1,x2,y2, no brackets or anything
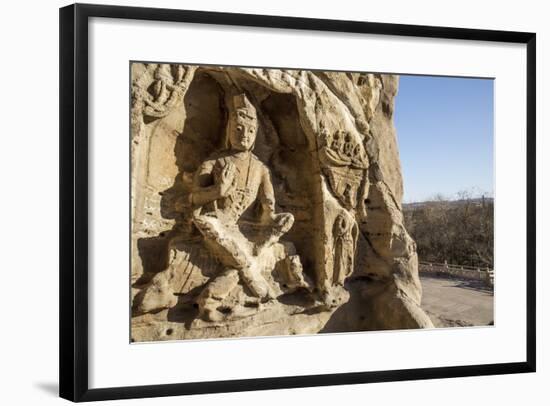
404,191,493,267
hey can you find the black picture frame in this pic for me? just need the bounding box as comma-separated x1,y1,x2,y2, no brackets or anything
59,3,536,402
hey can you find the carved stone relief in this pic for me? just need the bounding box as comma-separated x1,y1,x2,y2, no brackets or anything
130,64,433,342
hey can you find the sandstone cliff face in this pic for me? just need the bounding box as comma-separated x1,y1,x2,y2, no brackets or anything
130,63,432,342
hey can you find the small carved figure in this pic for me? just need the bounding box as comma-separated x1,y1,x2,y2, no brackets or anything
342,133,354,156
332,212,358,286
189,93,295,321
334,130,346,152
133,64,194,119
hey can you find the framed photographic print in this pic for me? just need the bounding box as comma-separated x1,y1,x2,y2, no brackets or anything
59,3,536,402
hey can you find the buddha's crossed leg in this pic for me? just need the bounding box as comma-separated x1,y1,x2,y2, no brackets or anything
193,215,272,320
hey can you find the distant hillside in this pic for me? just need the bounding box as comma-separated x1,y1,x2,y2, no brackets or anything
403,197,494,210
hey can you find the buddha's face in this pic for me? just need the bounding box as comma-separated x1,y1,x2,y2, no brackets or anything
227,107,257,151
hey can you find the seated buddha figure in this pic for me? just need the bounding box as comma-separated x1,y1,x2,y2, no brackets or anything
189,93,294,321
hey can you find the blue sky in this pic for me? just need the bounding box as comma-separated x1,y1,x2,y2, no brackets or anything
394,75,494,203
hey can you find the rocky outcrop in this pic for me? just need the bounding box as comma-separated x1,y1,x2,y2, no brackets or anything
130,63,433,342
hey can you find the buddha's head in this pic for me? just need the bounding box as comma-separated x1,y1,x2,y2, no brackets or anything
226,93,258,152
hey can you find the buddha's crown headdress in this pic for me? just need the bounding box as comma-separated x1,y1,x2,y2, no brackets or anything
232,93,256,115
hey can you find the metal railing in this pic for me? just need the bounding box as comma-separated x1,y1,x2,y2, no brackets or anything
419,261,494,286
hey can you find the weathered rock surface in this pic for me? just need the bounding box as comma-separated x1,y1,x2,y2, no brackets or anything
130,63,433,342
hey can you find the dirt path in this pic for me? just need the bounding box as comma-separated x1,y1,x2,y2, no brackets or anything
420,275,494,327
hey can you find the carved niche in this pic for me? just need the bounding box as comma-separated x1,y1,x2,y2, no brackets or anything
130,64,433,342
